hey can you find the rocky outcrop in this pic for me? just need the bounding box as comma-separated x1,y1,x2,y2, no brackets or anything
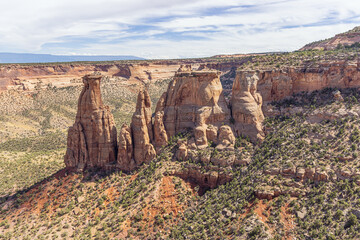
64,74,117,170
231,71,265,142
256,61,360,103
131,89,156,166
117,89,156,171
216,125,235,150
153,93,168,152
172,164,233,189
175,139,188,161
151,65,237,150
159,65,230,138
117,124,135,171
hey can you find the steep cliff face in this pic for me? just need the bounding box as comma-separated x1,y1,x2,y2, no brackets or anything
117,89,156,171
231,71,265,142
117,124,134,171
159,65,230,138
131,89,156,166
252,61,360,103
153,92,168,152
64,74,117,170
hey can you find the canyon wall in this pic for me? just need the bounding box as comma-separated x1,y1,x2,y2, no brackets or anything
158,65,230,138
0,63,179,91
0,60,242,92
254,61,360,102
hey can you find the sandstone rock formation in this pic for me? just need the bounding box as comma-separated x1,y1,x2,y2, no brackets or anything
159,66,230,138
64,74,117,170
117,89,157,171
216,125,235,150
117,124,135,171
231,71,265,142
131,89,156,166
256,61,360,103
206,125,218,143
64,66,268,172
152,65,233,149
194,126,208,149
175,139,188,161
153,93,168,152
172,165,233,189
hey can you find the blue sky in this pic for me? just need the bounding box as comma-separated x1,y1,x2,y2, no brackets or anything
0,0,359,59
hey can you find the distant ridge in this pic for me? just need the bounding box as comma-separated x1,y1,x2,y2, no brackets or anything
0,52,145,63
300,26,360,51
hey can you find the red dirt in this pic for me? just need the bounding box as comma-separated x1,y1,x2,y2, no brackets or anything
281,202,295,240
239,198,296,239
141,176,196,235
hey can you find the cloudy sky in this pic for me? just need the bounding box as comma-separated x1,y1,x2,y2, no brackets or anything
0,0,359,59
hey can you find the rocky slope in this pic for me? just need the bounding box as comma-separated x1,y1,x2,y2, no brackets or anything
300,26,360,50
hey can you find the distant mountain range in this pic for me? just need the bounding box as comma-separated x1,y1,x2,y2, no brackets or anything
0,52,145,63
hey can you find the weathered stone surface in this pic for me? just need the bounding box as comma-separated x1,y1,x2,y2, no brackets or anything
257,62,360,103
264,167,280,175
153,92,168,152
173,165,232,189
64,74,117,170
255,185,304,200
161,66,230,137
216,125,235,150
131,89,156,166
176,139,188,161
231,71,265,142
194,125,208,148
206,125,218,143
117,124,136,171
281,166,296,177
211,153,235,167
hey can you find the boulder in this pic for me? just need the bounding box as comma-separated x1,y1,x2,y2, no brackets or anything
176,139,188,161
216,125,235,150
314,170,328,182
206,125,218,143
194,125,208,148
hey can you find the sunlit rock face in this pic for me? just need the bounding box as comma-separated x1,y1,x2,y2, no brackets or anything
64,74,117,170
131,89,156,166
158,65,230,139
231,71,265,143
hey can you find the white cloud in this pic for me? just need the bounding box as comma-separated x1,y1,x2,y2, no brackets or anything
0,0,359,58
